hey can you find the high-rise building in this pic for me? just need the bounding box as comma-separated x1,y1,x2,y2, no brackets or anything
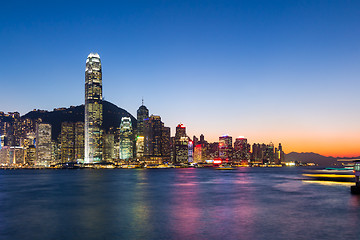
74,122,85,161
144,115,162,158
194,144,202,163
25,145,36,166
103,133,115,161
275,143,285,164
10,146,25,165
199,134,205,143
61,122,75,163
136,102,149,159
137,101,149,137
193,136,198,146
233,137,250,161
85,53,103,163
188,140,194,163
174,124,188,163
35,123,52,167
119,117,133,160
264,142,275,164
251,143,263,163
136,136,145,159
219,135,233,160
161,126,171,162
142,115,170,164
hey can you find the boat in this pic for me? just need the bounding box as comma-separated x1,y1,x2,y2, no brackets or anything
215,164,236,170
303,167,354,182
351,161,360,194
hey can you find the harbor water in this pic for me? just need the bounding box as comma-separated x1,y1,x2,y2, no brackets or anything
0,167,359,240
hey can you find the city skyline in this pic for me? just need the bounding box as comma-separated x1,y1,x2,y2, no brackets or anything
1,1,360,157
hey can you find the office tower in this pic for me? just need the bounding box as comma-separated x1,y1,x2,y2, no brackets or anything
144,115,162,158
194,144,202,163
174,124,188,163
200,134,205,143
219,135,233,160
103,133,115,161
74,122,85,161
119,117,133,160
197,134,209,160
10,146,25,165
136,136,144,159
207,142,219,159
137,101,149,136
25,145,36,166
35,123,52,167
251,143,262,163
0,146,9,165
161,126,171,162
85,53,103,163
21,132,36,149
0,135,7,149
136,102,149,158
59,121,84,164
263,142,275,164
275,143,285,164
188,140,194,163
193,136,198,146
234,137,250,161
6,112,21,146
61,122,75,163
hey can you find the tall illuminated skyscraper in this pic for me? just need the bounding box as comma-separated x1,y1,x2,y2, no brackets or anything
119,117,133,160
136,102,149,159
219,134,232,160
85,53,103,163
137,100,149,137
174,124,188,163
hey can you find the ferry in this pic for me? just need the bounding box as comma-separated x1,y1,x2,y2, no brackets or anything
351,161,360,194
215,164,236,170
303,167,354,182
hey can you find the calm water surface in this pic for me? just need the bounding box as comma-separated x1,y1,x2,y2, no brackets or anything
1,168,359,240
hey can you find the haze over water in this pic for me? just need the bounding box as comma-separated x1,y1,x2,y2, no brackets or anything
1,168,359,240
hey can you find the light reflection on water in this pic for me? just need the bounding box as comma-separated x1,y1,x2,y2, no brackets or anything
0,168,360,240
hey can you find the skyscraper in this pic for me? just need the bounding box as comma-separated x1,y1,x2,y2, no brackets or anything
85,53,103,163
61,122,75,163
103,133,115,161
74,122,85,161
234,137,250,161
136,102,149,159
144,115,163,158
35,123,52,167
161,126,171,162
137,101,149,136
174,124,188,163
119,117,133,160
219,135,232,160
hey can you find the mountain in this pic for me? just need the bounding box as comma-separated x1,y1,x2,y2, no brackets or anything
22,100,137,140
285,152,339,166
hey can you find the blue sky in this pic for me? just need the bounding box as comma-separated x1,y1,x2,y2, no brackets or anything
1,0,360,155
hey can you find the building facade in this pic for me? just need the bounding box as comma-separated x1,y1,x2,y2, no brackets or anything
219,135,233,160
119,117,133,160
35,123,52,167
136,103,149,159
85,53,103,163
174,124,188,163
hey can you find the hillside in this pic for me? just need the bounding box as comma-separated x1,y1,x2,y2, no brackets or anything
285,152,339,166
22,101,137,140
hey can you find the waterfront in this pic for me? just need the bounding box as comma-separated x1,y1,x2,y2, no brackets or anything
1,168,359,240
